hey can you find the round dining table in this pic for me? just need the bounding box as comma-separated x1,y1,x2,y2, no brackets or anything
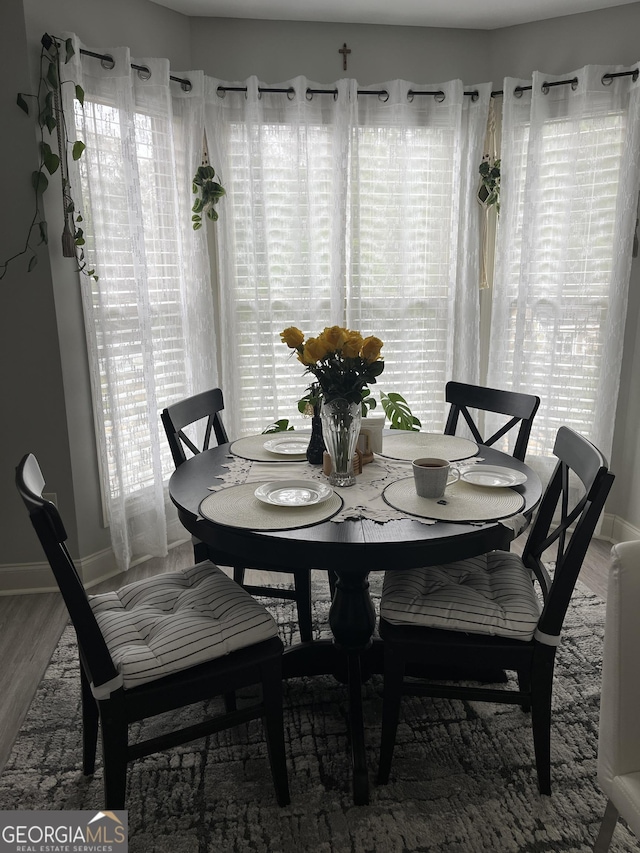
168,438,542,805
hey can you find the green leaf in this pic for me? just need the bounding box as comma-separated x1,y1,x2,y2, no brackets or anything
206,207,219,221
65,38,75,63
75,84,85,105
381,392,421,431
72,140,86,161
65,200,75,214
31,170,48,194
46,60,58,89
38,220,48,245
192,198,204,213
196,164,215,181
41,142,60,175
28,254,38,272
193,221,202,230
262,418,295,434
16,93,30,114
45,115,57,133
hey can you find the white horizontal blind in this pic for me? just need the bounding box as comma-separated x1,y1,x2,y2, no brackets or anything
488,66,640,475
206,78,490,437
65,43,216,568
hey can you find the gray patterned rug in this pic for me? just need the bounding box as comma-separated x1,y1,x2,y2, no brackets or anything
1,573,638,853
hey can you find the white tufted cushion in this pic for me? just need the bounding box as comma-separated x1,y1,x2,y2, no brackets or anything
89,561,279,694
380,551,541,640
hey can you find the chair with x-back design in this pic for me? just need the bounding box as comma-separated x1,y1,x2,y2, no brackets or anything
377,426,614,794
444,381,541,461
162,387,313,643
16,452,290,809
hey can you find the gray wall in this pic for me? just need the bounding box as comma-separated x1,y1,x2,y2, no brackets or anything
2,0,639,574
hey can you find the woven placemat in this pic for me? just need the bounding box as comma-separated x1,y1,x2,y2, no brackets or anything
230,434,310,462
199,482,344,531
382,477,525,522
379,432,478,462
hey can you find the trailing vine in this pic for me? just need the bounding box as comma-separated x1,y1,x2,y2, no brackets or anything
191,164,225,228
1,33,96,281
478,156,501,213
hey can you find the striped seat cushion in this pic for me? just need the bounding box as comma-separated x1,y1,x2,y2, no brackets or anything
380,551,541,640
89,561,278,692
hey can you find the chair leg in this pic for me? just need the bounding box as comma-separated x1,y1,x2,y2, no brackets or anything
328,569,337,600
377,643,406,785
593,799,618,853
517,668,532,712
530,655,554,795
293,568,313,643
80,664,99,775
99,701,129,809
261,657,290,807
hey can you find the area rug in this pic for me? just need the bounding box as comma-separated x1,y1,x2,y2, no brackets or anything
1,573,638,853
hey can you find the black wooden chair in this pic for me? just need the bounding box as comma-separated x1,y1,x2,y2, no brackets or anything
161,388,313,643
377,426,614,794
444,381,541,461
16,452,290,810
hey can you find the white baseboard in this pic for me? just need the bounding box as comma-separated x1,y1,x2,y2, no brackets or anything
0,547,121,596
0,538,191,595
600,512,640,545
2,516,639,596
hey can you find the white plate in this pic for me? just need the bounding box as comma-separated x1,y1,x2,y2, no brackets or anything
263,436,309,456
254,480,333,506
460,465,527,488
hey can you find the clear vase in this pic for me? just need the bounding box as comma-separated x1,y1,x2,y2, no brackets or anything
320,397,361,487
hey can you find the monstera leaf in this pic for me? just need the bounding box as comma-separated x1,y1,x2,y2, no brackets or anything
381,392,421,431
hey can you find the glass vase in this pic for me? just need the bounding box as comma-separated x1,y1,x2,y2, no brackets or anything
321,397,361,487
306,415,326,465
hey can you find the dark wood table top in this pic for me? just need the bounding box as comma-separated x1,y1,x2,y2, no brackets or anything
169,441,542,574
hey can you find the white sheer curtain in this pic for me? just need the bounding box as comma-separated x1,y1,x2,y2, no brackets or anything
64,39,218,569
205,77,491,437
488,66,640,479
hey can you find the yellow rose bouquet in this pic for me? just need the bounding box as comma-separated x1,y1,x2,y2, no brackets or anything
280,325,384,405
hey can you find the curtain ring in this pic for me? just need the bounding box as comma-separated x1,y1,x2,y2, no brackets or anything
541,81,550,95
137,65,152,81
378,90,389,102
634,69,640,82
435,90,446,103
333,88,338,101
181,80,192,93
570,77,579,90
306,88,313,101
100,54,115,71
468,90,479,102
287,86,295,100
407,89,415,103
216,86,226,99
601,73,614,86
514,85,524,98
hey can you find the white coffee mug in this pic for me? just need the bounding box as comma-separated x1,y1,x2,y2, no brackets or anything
412,457,460,499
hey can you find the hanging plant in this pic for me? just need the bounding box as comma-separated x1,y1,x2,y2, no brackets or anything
478,157,501,213
191,165,225,229
1,33,95,281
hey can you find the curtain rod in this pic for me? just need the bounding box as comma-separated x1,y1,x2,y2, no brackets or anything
79,48,638,100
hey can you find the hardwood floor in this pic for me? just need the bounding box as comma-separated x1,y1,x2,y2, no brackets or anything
0,536,615,776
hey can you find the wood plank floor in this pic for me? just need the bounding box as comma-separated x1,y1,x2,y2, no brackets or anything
0,535,615,776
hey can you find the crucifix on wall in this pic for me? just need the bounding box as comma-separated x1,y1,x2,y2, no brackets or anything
339,43,351,71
